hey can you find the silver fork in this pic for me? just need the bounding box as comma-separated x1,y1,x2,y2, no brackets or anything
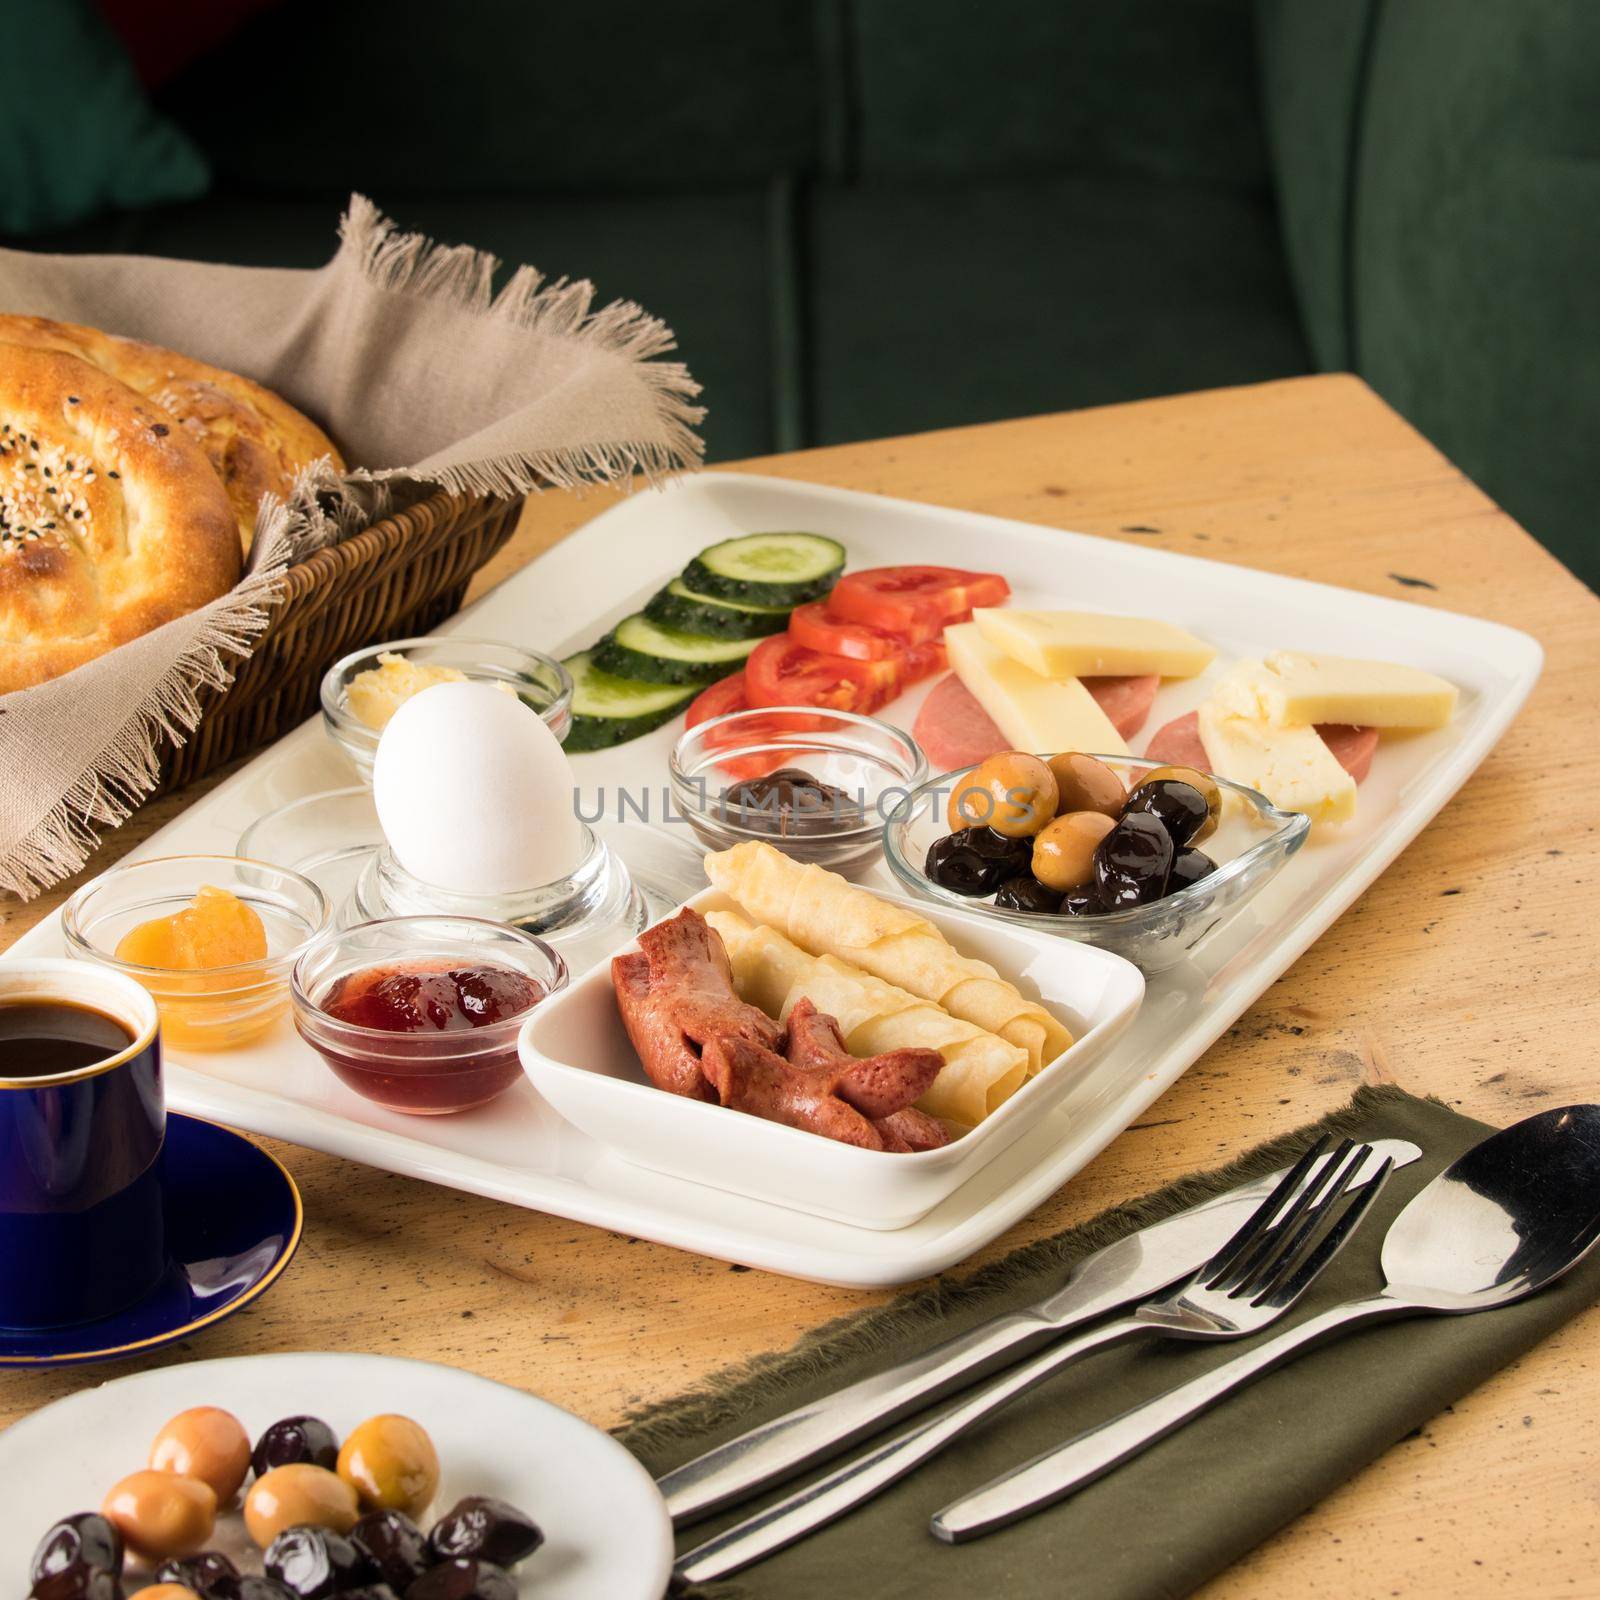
676,1134,1394,1585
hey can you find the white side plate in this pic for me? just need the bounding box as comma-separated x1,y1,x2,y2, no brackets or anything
0,1351,671,1600
3,474,1543,1286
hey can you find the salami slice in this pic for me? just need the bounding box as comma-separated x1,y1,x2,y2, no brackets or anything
1142,711,1378,782
913,674,1007,771
1084,674,1159,741
1142,710,1210,771
1313,724,1379,784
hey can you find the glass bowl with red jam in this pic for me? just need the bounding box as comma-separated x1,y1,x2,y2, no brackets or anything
291,916,567,1114
669,707,926,879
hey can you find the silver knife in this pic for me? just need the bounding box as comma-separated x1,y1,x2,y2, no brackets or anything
660,1137,1422,1525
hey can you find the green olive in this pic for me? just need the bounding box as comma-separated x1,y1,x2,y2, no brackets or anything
948,752,1060,838
337,1414,440,1518
1032,811,1117,892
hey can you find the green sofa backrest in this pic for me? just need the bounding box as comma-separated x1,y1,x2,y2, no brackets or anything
1258,0,1599,582
164,0,1270,197
159,0,825,193
848,0,1269,189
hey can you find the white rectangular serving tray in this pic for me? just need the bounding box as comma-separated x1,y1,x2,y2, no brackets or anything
5,474,1543,1287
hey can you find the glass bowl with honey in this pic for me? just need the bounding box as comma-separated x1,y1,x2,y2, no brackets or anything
62,856,330,1051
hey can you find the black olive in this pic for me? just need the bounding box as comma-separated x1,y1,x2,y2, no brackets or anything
1093,812,1174,908
404,1560,516,1600
340,1589,401,1600
1124,779,1210,849
351,1511,432,1594
1167,847,1217,893
923,833,1005,896
428,1497,544,1571
154,1552,241,1599
1060,888,1102,916
31,1514,123,1591
29,1572,123,1600
960,826,1034,875
994,875,1064,914
265,1526,370,1599
251,1416,340,1478
235,1579,297,1600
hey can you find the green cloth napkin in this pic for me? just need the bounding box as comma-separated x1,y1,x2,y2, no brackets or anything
619,1086,1600,1599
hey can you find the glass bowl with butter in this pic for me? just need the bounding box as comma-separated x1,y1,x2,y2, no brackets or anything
321,638,574,782
883,755,1309,974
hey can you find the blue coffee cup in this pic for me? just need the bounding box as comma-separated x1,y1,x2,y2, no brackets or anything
0,960,166,1329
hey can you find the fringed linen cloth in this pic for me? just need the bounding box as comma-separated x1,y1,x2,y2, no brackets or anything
0,196,704,897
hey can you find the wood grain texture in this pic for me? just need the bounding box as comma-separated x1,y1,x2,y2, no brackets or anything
4,375,1596,1597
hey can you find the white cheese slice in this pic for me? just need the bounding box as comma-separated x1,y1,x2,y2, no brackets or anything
945,622,1128,756
1253,651,1458,729
971,608,1215,680
1198,666,1357,826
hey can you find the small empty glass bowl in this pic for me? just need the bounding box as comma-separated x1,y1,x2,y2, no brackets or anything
883,756,1311,973
292,915,567,1115
236,786,382,908
63,855,330,1051
321,637,574,781
670,707,927,878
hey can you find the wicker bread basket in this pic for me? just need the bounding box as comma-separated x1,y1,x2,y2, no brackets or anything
156,489,522,795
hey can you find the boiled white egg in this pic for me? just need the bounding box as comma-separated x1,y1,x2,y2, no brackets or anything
372,681,583,893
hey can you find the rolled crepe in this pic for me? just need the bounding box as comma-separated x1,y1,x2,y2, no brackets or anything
704,841,1074,1073
706,908,1029,1128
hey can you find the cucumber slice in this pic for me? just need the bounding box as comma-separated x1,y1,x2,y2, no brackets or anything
594,613,759,686
681,531,846,605
562,650,695,752
644,577,792,640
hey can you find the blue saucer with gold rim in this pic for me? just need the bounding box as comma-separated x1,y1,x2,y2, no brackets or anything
0,1114,302,1368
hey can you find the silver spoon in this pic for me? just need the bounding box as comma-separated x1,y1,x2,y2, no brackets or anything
933,1102,1600,1542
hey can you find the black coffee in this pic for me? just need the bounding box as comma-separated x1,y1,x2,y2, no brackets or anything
0,1001,134,1078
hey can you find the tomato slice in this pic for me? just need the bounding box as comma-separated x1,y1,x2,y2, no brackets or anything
901,638,949,683
683,672,821,779
745,635,901,714
685,671,750,729
828,566,1011,640
787,601,910,661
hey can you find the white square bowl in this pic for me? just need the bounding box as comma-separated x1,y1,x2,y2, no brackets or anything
518,886,1145,1230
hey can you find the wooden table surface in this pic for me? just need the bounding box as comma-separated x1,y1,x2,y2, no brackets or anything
4,374,1597,1596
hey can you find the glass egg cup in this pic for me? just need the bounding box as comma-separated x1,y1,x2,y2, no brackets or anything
670,706,927,879
320,637,574,782
292,914,567,1115
883,755,1311,973
236,786,673,978
62,855,331,1051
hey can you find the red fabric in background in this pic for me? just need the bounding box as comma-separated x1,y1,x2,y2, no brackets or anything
95,0,281,87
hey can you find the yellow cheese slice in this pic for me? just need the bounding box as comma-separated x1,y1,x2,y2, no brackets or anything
971,608,1214,680
1254,651,1457,729
1198,663,1356,825
945,622,1127,756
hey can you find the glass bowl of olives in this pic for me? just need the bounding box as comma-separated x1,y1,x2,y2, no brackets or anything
882,750,1311,973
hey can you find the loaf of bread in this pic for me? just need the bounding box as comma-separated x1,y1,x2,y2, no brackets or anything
0,315,342,555
0,345,246,692
0,318,344,693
